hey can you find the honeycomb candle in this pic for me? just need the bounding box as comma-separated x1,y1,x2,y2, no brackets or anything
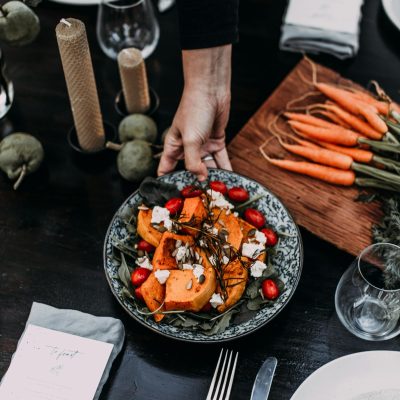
56,18,105,151
117,48,150,114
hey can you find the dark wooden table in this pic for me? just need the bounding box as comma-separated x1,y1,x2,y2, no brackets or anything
1,1,400,399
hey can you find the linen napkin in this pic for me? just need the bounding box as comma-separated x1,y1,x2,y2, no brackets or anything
12,302,125,400
280,0,364,59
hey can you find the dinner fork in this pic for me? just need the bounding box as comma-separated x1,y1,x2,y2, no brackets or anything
206,349,239,400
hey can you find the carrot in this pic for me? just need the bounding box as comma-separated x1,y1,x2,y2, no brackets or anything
278,138,353,170
284,112,338,129
349,91,389,115
316,110,351,129
265,157,355,186
288,120,361,146
323,103,383,140
316,83,387,134
315,141,373,163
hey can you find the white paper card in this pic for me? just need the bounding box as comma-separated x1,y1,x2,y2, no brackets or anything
284,0,364,35
0,324,114,400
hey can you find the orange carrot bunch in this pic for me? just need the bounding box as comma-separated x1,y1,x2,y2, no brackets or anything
260,77,400,192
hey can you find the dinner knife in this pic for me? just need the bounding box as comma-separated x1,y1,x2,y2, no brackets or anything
250,357,278,400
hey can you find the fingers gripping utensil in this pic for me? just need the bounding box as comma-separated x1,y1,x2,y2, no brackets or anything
250,357,277,400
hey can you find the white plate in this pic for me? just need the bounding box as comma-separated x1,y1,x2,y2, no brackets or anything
382,0,400,31
291,351,400,400
49,0,100,5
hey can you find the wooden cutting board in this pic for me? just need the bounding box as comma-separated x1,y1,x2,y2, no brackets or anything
228,58,383,256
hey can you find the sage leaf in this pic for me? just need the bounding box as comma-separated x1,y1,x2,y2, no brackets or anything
118,253,132,288
139,177,180,207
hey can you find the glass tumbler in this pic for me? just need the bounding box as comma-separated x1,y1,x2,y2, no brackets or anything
335,243,400,341
97,0,160,60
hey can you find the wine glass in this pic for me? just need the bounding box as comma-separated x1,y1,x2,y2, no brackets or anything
335,243,400,341
96,0,160,60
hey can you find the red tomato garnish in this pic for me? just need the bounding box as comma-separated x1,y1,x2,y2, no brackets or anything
131,267,151,286
209,181,228,195
244,208,265,229
181,185,203,198
137,239,155,253
261,228,278,247
261,279,280,300
227,187,249,202
165,197,184,215
200,302,212,312
134,286,144,302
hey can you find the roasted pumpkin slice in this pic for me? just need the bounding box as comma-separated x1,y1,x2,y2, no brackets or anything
164,249,216,311
217,259,248,313
212,208,243,250
152,232,194,270
178,196,207,237
140,272,166,322
137,209,163,247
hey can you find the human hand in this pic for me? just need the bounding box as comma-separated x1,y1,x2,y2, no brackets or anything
157,45,233,181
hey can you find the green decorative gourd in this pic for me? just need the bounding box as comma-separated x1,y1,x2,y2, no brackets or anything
118,114,158,144
0,1,40,46
0,132,44,189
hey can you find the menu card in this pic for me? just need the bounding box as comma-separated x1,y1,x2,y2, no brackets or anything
0,324,114,400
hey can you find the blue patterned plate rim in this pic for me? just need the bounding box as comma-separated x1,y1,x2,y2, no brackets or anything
103,168,303,343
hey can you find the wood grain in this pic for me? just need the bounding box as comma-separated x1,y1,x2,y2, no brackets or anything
228,59,383,256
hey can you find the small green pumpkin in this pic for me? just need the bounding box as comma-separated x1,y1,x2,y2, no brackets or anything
118,114,158,144
114,139,154,182
0,132,44,189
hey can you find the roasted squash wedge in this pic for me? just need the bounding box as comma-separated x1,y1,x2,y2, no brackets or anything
137,209,163,247
152,232,194,270
217,259,248,313
140,272,166,322
164,249,216,311
212,208,243,250
178,197,207,237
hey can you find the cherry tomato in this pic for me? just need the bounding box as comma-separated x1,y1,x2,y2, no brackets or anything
137,239,155,253
261,228,278,247
134,286,144,302
227,187,249,202
131,267,151,286
261,279,280,300
244,208,265,229
200,302,212,312
181,185,203,198
165,197,184,215
209,181,228,195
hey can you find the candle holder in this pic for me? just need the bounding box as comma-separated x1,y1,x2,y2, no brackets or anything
114,87,159,118
67,121,117,157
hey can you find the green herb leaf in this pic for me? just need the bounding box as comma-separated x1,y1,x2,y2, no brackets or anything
118,253,132,288
139,177,180,207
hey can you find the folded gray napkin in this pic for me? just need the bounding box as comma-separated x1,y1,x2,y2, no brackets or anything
24,302,125,400
280,0,364,59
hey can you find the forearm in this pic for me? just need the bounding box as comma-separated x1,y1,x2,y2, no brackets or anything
182,45,232,99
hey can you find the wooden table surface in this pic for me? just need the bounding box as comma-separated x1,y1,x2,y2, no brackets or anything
1,1,400,399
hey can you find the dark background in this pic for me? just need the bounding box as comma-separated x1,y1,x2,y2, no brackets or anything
1,0,400,399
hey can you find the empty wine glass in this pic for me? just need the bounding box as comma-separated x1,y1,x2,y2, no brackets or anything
335,243,400,341
96,0,160,60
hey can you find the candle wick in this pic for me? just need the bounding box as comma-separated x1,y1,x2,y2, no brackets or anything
60,18,72,27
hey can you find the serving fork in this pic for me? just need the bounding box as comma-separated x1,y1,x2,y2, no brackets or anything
206,349,239,400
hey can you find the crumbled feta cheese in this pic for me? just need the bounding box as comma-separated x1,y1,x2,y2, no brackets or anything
136,256,153,270
233,212,239,217
210,293,224,308
222,256,230,265
151,206,172,230
193,264,204,281
154,269,170,284
175,246,187,262
182,263,193,270
207,189,234,211
254,230,267,245
208,254,217,266
242,242,264,259
211,227,218,235
250,260,267,278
